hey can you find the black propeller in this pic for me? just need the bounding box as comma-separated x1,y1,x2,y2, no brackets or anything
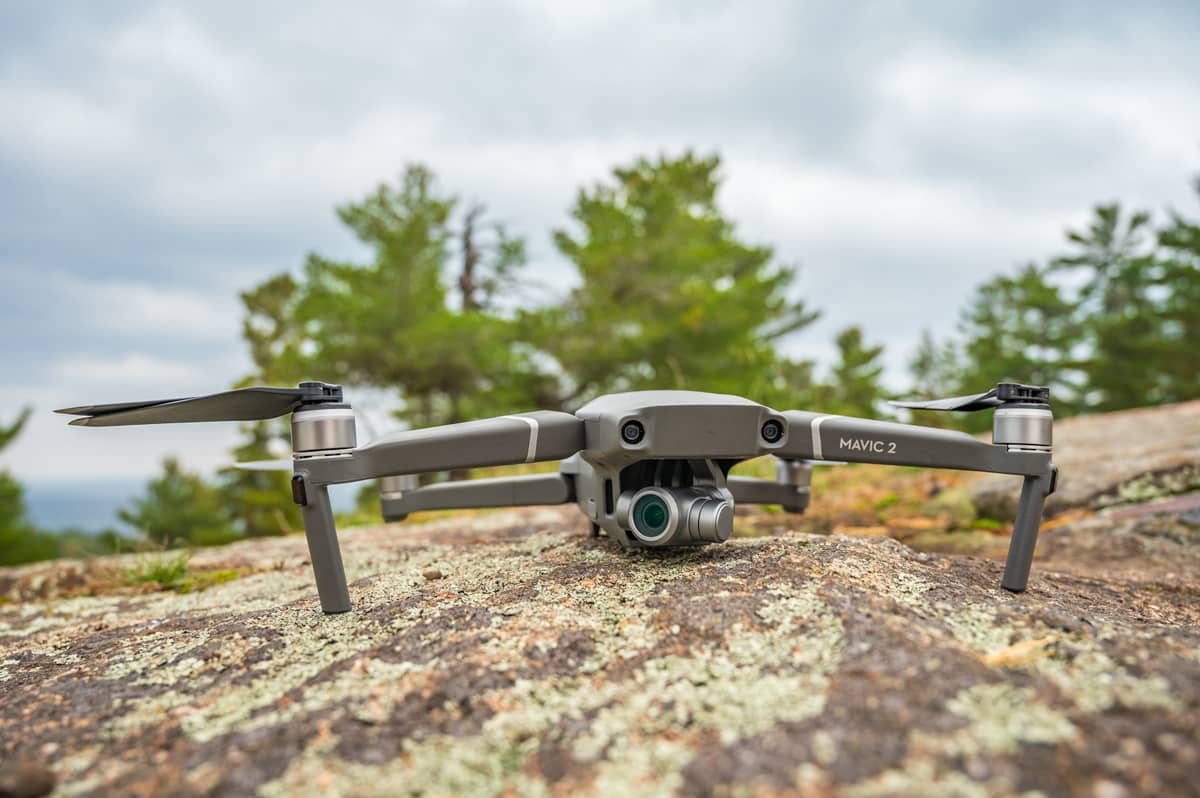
56,382,343,427
890,382,1049,412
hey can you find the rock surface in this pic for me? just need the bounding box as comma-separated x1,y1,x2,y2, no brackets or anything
2,403,1200,797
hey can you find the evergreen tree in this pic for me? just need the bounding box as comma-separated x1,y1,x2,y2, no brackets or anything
955,263,1086,427
0,408,59,565
908,329,961,399
240,164,543,428
118,458,239,547
904,330,965,429
220,421,301,538
812,326,890,418
533,151,819,407
1051,204,1163,411
1154,178,1200,402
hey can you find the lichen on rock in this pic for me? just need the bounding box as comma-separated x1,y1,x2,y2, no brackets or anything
3,403,1200,796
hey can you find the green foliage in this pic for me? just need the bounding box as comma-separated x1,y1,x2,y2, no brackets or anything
953,263,1086,429
1051,204,1163,411
0,472,58,566
1153,183,1200,402
334,481,384,528
116,551,243,593
121,551,193,590
0,406,31,451
811,327,890,418
532,151,819,407
118,458,239,547
0,407,63,566
905,330,966,429
913,178,1200,423
241,164,543,428
53,528,130,559
219,421,301,538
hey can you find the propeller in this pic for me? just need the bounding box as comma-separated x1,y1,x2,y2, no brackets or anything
56,381,343,427
890,382,1049,412
232,459,294,471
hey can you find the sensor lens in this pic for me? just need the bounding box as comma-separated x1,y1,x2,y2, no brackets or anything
633,493,670,538
621,420,645,444
761,419,784,443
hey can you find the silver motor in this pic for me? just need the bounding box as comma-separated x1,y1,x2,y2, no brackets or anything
291,405,357,454
993,405,1052,450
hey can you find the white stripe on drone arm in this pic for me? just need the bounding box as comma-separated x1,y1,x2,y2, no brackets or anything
501,415,539,462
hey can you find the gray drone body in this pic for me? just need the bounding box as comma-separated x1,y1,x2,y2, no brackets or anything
58,382,1057,615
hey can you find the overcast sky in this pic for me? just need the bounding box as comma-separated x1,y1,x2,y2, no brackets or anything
2,1,1199,484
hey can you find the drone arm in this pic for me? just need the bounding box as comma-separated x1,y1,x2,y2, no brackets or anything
727,459,813,513
776,411,1049,477
727,477,810,512
778,411,1056,593
380,473,575,520
301,411,586,485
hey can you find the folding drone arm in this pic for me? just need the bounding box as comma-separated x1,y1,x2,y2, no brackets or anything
776,411,1055,593
380,472,575,520
299,411,585,485
292,411,585,614
378,469,813,525
727,458,813,514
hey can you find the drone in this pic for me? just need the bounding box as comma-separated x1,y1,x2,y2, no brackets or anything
58,382,1056,614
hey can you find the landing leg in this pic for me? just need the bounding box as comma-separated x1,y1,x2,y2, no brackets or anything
1001,470,1054,593
299,481,352,613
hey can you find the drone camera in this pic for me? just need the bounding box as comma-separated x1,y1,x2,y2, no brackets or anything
760,418,785,444
621,419,646,444
619,485,733,546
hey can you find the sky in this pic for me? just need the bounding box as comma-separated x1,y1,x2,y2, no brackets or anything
2,0,1199,487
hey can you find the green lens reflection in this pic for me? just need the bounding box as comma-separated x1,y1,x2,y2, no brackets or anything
633,494,670,537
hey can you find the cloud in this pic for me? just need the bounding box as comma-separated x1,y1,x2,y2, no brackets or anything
0,1,1197,485
51,353,206,386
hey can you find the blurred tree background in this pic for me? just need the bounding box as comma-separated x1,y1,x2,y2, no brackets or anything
525,153,820,408
3,153,1199,562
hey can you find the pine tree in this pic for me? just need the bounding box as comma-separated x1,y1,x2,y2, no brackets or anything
956,263,1086,424
813,327,890,418
220,421,301,538
0,408,59,565
118,458,239,548
1051,204,1163,411
534,151,820,407
904,330,965,429
1154,178,1200,402
240,164,543,427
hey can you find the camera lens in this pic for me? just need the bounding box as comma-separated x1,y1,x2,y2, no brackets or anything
621,420,645,444
761,419,784,443
633,493,671,539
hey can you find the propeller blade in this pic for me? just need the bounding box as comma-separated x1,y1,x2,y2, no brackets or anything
233,459,295,471
889,388,1000,412
57,386,307,426
56,398,190,416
